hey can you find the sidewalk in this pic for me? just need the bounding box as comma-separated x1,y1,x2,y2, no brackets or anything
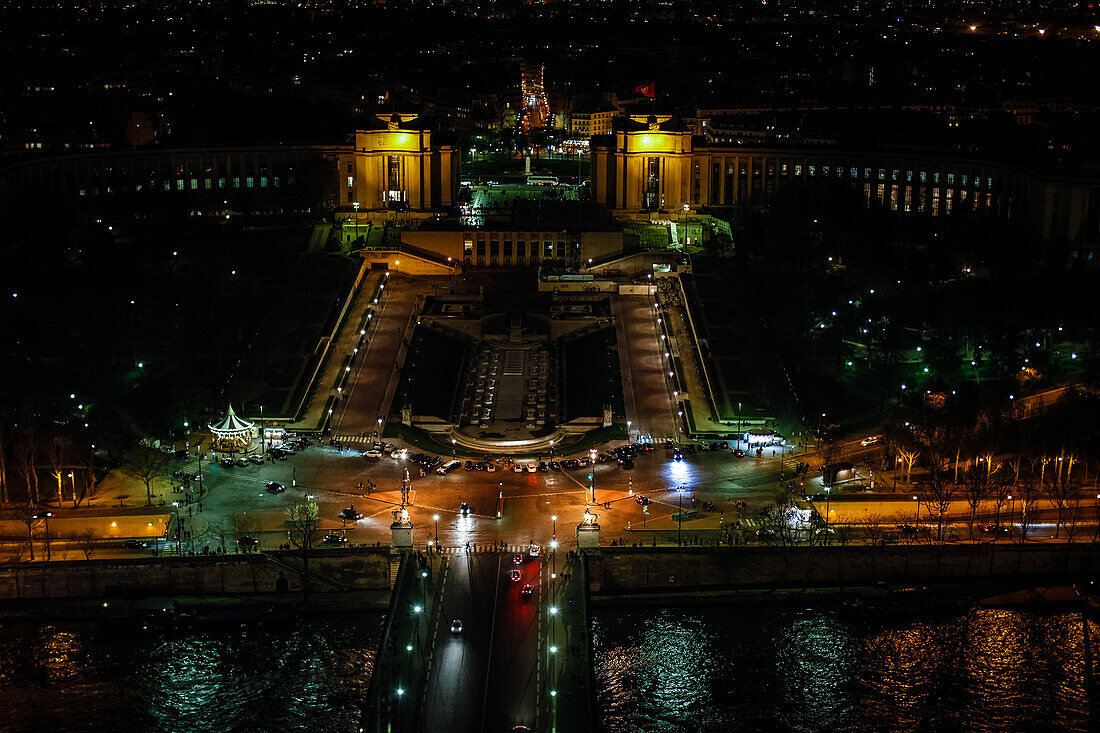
289,269,384,431
545,553,593,732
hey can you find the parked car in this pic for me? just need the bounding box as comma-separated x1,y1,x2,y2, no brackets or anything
364,449,383,459
636,496,651,506
549,461,561,471
220,458,235,467
982,524,1010,535
234,458,249,467
537,462,549,472
339,507,363,522
526,463,538,473
248,454,265,465
512,464,525,473
265,481,286,493
861,435,882,447
123,539,151,549
236,536,259,548
321,533,348,545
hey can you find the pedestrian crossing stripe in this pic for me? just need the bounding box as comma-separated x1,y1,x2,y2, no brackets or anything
332,435,373,444
432,545,541,555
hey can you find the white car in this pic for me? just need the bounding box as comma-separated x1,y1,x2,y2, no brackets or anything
450,618,463,634
525,464,537,473
512,464,525,473
861,436,881,447
485,463,497,472
364,449,383,459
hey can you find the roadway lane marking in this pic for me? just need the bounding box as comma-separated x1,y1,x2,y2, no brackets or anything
479,553,503,733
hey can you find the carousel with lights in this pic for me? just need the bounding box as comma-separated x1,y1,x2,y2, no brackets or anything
208,404,256,453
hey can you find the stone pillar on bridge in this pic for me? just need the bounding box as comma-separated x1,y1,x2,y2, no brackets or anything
390,506,414,552
576,509,600,550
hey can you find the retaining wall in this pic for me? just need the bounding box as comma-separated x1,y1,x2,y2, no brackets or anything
0,548,392,600
586,544,1100,595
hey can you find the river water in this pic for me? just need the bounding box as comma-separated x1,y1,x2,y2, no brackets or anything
0,604,1095,731
593,604,1100,732
0,613,384,733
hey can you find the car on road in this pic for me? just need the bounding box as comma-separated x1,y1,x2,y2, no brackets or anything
982,524,1010,535
549,461,561,471
897,524,919,536
123,539,151,549
321,533,348,545
513,554,523,565
528,544,540,557
636,496,651,506
364,449,382,459
190,473,202,483
450,619,463,634
755,528,775,538
460,501,472,516
248,454,265,465
236,536,259,549
474,462,487,471
672,450,684,461
731,449,746,458
265,481,286,493
510,569,522,582
521,584,533,598
485,463,497,472
172,470,185,479
465,461,476,471
664,439,675,449
234,458,250,467
861,435,882,447
340,507,363,521
512,464,525,472
220,458,235,467
537,462,548,472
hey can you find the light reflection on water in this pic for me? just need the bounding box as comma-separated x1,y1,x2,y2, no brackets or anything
593,605,1099,732
0,614,383,733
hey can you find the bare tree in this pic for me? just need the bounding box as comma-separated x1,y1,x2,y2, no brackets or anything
898,446,921,487
127,443,168,506
1046,451,1080,539
13,504,39,560
1016,472,1041,542
75,528,99,560
77,449,98,507
286,502,322,597
47,439,67,506
0,414,9,505
15,427,41,504
962,462,994,540
207,521,230,553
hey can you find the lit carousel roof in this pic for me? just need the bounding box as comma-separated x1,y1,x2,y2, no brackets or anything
209,404,254,434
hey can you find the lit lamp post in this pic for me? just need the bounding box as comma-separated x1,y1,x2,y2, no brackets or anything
33,511,54,561
913,495,920,527
171,501,182,555
589,448,597,504
823,487,830,545
259,405,264,453
352,201,360,241
549,439,554,461
452,438,456,458
1007,494,1014,539
737,401,742,449
433,514,440,544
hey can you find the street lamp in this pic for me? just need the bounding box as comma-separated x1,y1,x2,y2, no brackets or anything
433,514,440,544
452,438,456,458
737,401,742,449
352,201,360,242
32,511,54,561
677,487,684,545
171,501,182,555
822,487,830,545
913,495,920,527
589,448,597,504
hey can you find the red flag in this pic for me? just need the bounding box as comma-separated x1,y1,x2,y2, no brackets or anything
635,82,655,98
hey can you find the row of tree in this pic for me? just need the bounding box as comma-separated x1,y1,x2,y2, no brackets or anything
0,413,100,507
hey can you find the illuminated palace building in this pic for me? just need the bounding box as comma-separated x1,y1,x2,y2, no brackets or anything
592,115,1100,253
2,112,1098,263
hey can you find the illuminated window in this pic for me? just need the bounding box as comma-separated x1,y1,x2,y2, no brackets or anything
809,165,816,176
822,165,830,176
878,168,885,180
904,187,912,212
274,177,280,187
246,177,254,188
920,171,927,183
795,165,802,176
260,176,268,187
164,181,171,191
347,176,354,189
851,167,858,178
933,172,940,184
233,177,240,188
176,180,184,191
864,168,871,179
204,178,212,189
545,242,554,258
947,173,955,185
906,170,913,182
190,179,198,190
961,174,968,186
79,188,86,197
218,178,226,188
891,170,898,181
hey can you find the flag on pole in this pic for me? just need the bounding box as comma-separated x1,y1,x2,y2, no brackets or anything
635,82,655,98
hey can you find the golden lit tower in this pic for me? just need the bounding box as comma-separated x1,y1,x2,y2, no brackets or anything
520,62,550,134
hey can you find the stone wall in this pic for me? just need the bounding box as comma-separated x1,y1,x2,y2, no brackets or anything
587,544,1100,595
0,548,393,600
